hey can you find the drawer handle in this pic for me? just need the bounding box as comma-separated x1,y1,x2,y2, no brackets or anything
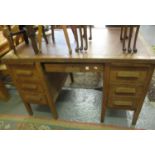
94,66,98,70
114,101,132,106
21,84,37,90
85,66,90,70
117,71,139,78
16,70,33,76
115,87,136,94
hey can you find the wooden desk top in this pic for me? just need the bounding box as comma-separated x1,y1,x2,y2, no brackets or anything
2,27,155,64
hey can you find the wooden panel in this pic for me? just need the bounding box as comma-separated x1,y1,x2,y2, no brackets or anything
44,64,104,72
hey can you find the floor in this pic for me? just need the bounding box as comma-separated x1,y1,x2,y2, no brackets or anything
0,26,155,129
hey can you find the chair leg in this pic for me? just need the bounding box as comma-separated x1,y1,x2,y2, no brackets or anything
128,26,133,53
42,26,48,44
133,25,140,53
79,26,83,51
84,26,88,50
71,25,79,52
120,26,124,40
38,25,42,51
89,25,92,40
122,26,127,51
5,26,16,53
51,25,55,43
26,25,40,54
61,25,72,54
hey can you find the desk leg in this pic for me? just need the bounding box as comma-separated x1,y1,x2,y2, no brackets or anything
70,73,74,83
132,65,154,125
101,64,110,122
23,102,33,115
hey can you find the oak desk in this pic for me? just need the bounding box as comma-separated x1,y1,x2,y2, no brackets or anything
2,28,155,125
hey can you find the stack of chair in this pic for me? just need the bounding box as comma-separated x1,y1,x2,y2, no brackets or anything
120,25,140,53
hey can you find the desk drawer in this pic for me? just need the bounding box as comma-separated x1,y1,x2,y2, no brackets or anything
21,91,47,105
9,64,39,81
18,82,43,93
44,64,103,72
110,66,148,84
109,84,143,97
108,96,138,109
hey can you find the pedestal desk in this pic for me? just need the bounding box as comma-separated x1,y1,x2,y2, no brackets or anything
2,28,155,125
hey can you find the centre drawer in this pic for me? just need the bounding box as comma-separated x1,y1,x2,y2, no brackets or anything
44,63,104,72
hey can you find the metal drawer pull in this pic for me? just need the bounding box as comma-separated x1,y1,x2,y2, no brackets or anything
21,84,37,90
16,70,33,76
94,66,98,70
117,71,139,78
115,87,136,94
114,101,132,106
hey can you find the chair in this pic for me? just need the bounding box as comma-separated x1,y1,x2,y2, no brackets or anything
70,25,92,52
120,25,140,53
37,25,73,54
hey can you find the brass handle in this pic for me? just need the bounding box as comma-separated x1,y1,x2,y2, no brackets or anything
115,87,136,94
85,66,90,71
114,101,132,106
117,71,139,78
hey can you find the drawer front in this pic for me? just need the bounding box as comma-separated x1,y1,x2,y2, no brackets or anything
109,84,143,97
21,91,47,105
44,64,103,72
18,82,43,93
110,66,148,84
108,96,138,109
9,64,40,81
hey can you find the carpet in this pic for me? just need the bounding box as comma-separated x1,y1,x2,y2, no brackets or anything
0,114,132,130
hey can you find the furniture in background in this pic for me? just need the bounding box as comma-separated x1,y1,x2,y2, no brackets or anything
39,25,72,54
120,25,140,53
2,27,155,126
70,25,92,52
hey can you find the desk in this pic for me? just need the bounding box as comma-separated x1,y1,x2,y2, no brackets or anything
2,28,155,125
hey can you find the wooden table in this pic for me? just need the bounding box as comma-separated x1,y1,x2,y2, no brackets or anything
2,27,155,125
